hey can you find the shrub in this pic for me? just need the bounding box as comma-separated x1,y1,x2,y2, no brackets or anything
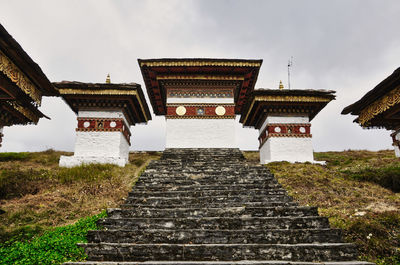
0,152,31,162
342,166,400,192
0,211,106,265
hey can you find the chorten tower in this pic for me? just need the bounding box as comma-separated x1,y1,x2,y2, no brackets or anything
139,58,262,148
240,84,335,164
55,78,151,167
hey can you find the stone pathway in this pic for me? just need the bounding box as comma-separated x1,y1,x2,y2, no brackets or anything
65,148,373,265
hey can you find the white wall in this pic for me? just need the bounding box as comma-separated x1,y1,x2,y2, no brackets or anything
166,118,236,148
260,115,309,132
259,114,315,163
260,137,314,163
78,110,130,126
59,110,131,167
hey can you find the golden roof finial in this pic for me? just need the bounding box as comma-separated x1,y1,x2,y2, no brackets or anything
106,74,111,84
279,80,284,90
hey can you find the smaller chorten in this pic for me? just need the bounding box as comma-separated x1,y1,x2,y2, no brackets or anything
55,79,151,167
240,85,335,164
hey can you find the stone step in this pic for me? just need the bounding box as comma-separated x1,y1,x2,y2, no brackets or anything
87,228,343,244
128,189,288,198
98,216,330,230
143,169,270,174
136,179,278,189
139,172,273,178
138,175,275,181
132,184,283,192
123,195,293,206
106,206,317,219
76,243,358,262
134,179,278,186
121,202,299,209
64,261,374,265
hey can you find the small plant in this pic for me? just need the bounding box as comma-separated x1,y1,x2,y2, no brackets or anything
0,211,106,265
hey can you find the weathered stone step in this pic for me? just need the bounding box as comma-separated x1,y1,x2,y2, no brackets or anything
139,172,273,179
143,169,270,174
134,179,278,186
98,216,330,230
138,175,275,182
106,206,317,219
128,189,288,198
121,202,299,209
124,195,293,206
64,261,374,265
132,183,283,192
87,228,343,244
77,243,358,262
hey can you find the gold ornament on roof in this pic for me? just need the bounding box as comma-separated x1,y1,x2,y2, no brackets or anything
279,81,284,90
106,74,111,84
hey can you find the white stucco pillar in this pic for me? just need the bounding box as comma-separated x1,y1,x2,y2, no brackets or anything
59,110,131,167
391,130,400,157
258,115,319,164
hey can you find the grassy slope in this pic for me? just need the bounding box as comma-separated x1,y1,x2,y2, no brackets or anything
0,150,161,243
243,150,400,264
0,150,398,264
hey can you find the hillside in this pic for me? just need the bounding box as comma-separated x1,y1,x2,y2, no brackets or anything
0,150,399,264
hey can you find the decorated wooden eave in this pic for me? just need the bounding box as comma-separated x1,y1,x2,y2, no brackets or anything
240,89,336,129
0,23,57,126
138,58,263,115
54,81,151,125
342,67,400,129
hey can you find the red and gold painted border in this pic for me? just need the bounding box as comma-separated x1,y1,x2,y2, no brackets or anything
76,117,131,144
166,104,235,119
258,123,311,148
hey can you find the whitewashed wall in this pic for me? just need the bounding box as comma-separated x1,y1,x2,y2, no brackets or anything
59,110,130,167
166,118,236,148
260,137,314,163
259,115,315,163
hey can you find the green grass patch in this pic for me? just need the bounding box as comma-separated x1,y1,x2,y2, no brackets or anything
0,211,106,265
0,152,31,162
341,165,400,192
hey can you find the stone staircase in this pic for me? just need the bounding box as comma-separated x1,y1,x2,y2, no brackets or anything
65,148,373,265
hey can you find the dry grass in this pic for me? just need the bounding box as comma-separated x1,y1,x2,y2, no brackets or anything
0,150,161,242
245,150,400,264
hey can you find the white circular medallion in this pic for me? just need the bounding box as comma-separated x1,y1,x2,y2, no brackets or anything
215,106,226,116
83,121,90,128
274,126,281,133
299,127,306,133
176,106,186,116
110,121,117,128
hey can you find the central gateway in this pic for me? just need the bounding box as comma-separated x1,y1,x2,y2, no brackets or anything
139,58,262,148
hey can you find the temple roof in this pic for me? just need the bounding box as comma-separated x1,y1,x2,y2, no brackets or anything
54,81,151,125
0,23,57,97
240,89,336,129
138,58,262,115
341,67,400,129
0,23,56,127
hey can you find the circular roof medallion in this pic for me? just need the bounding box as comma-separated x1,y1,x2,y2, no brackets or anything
215,106,226,116
176,106,186,116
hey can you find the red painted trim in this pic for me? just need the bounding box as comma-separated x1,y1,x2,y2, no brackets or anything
76,117,131,145
258,123,312,148
166,105,235,117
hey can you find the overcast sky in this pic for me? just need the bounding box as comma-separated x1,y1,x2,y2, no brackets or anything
1,0,400,152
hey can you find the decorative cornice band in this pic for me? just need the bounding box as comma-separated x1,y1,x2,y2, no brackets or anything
242,95,332,125
7,101,40,124
59,89,150,122
166,115,236,119
140,61,262,67
0,50,42,105
359,85,400,126
76,117,131,144
157,75,244,81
